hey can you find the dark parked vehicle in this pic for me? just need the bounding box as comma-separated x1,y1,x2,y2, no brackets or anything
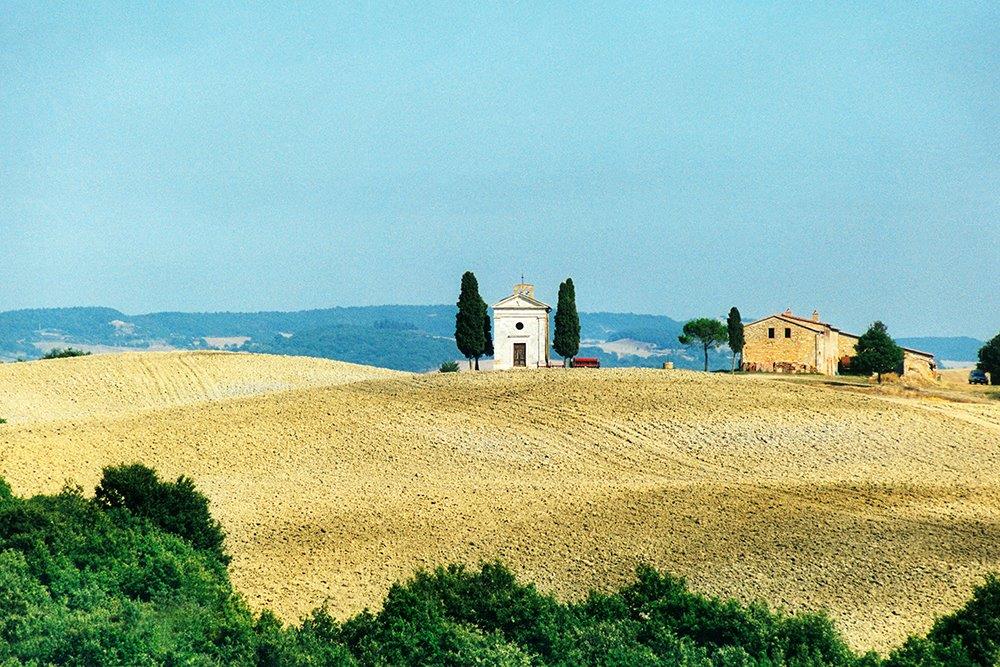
969,369,988,385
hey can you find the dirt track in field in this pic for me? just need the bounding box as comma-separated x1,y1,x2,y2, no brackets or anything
1,352,998,653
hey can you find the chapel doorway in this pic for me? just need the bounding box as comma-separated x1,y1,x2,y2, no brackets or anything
513,343,526,367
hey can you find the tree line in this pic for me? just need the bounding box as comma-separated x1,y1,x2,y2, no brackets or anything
453,272,1000,381
678,312,922,380
655,311,1000,381
1,466,998,665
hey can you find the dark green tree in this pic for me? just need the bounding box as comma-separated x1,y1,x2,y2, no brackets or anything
977,332,1000,385
678,318,729,372
455,272,487,370
726,307,744,372
553,278,580,367
852,321,905,382
482,299,494,358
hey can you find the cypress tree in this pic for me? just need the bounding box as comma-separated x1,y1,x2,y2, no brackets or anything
727,307,744,372
553,278,581,367
455,272,486,370
482,299,494,359
852,321,904,382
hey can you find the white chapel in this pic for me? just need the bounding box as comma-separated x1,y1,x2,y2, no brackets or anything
492,283,551,369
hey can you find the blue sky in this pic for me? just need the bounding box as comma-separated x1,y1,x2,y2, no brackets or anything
1,3,997,337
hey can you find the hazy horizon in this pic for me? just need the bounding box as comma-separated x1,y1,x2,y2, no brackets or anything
2,3,997,338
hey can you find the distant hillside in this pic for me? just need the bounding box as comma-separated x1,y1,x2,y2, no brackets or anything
0,306,133,352
0,305,979,372
896,336,984,364
0,306,458,370
241,323,458,372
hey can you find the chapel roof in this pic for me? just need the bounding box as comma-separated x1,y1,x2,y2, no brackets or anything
492,283,551,310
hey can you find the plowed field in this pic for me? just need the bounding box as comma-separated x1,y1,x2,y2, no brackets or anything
0,351,400,423
1,352,998,652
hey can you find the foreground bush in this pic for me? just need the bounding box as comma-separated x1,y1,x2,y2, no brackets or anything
0,469,998,665
95,463,229,564
0,483,253,664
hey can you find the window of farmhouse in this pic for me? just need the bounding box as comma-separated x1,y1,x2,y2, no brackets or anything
768,327,775,338
785,328,792,338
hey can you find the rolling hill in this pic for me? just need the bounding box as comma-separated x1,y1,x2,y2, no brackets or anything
0,351,399,423
1,351,998,652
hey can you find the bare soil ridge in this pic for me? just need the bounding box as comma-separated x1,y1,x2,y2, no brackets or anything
0,352,997,653
0,351,401,423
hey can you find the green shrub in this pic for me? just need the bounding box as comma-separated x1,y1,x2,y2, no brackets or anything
347,562,565,661
40,347,92,359
338,562,869,665
439,360,460,373
0,484,255,665
924,574,1000,665
0,467,998,666
883,636,976,666
95,463,229,564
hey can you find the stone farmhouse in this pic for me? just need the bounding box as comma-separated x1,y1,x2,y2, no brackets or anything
742,309,936,378
492,283,551,370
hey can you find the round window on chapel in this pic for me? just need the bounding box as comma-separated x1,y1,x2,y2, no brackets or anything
515,322,524,330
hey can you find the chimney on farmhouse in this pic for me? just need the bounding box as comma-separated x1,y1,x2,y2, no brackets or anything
514,283,535,299
812,310,820,322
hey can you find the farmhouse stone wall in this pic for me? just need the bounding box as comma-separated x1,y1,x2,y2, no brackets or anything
744,312,936,378
839,333,934,377
742,316,833,374
903,352,935,379
837,334,859,362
